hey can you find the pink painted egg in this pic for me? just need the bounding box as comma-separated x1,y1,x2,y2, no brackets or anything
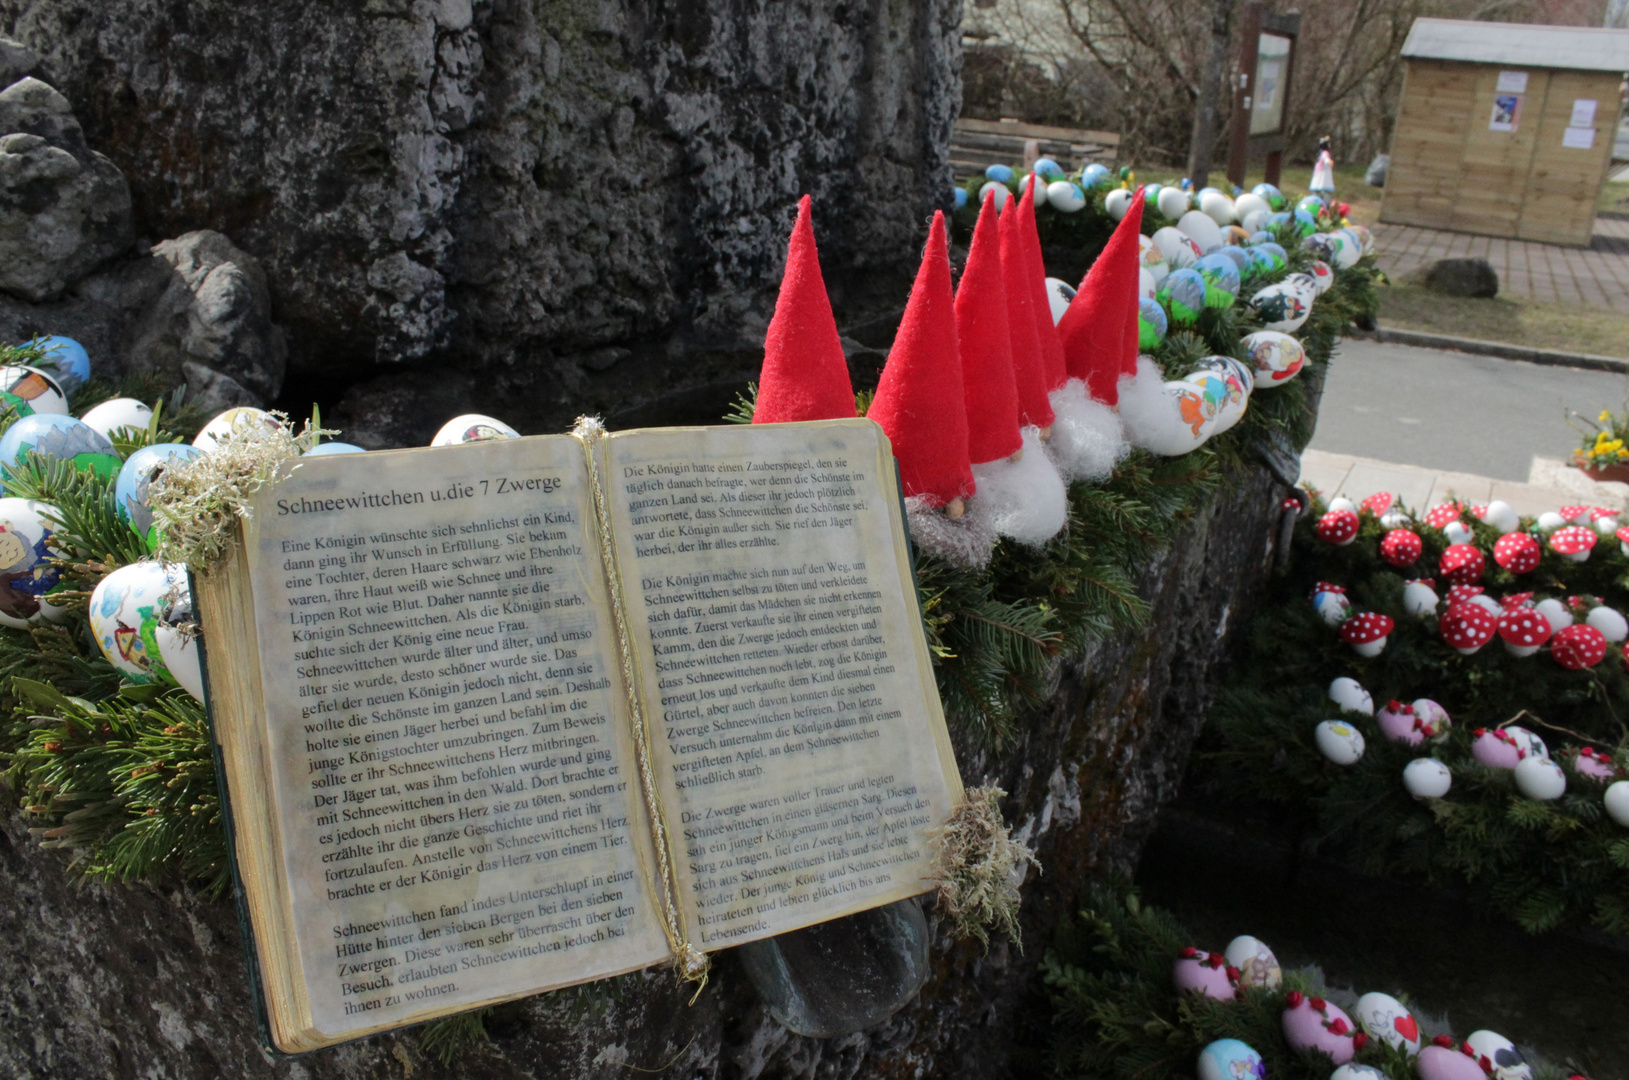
1376,701,1422,745
1411,699,1451,740
1280,992,1358,1065
1472,729,1523,769
1417,1044,1488,1080
1173,951,1235,1000
1574,748,1617,782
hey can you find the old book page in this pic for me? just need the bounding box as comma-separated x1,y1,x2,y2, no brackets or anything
239,436,668,1047
599,419,963,949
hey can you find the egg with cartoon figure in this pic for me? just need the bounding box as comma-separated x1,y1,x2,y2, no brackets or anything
1157,269,1207,326
1223,935,1281,990
1184,367,1247,434
1302,233,1338,261
1355,991,1422,1054
0,365,67,418
1152,227,1202,270
194,407,281,452
0,497,67,628
1197,1039,1266,1080
1282,272,1319,304
1138,298,1168,350
431,414,521,446
0,414,121,485
116,443,204,550
1308,260,1335,294
1131,381,1213,456
1194,253,1241,309
1194,354,1255,395
1240,330,1306,386
1250,282,1311,332
1045,278,1076,324
1138,233,1170,285
79,398,153,440
33,336,91,391
89,560,191,685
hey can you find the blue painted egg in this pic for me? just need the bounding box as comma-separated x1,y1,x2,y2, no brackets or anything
1246,247,1277,272
0,496,67,628
1197,1038,1266,1080
116,443,204,548
1296,194,1326,216
1251,183,1285,210
1032,157,1063,180
0,414,120,485
1264,212,1292,232
1291,208,1318,236
305,442,367,456
1047,181,1086,213
89,560,192,686
984,164,1014,184
1157,268,1207,326
0,366,67,418
1246,231,1274,247
1216,245,1253,274
953,187,968,210
34,336,90,391
1079,164,1110,189
1137,297,1168,350
1194,253,1240,308
1256,242,1288,270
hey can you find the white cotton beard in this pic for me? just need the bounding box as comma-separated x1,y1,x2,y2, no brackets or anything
967,427,1068,546
1118,356,1200,457
905,495,997,569
1046,378,1127,482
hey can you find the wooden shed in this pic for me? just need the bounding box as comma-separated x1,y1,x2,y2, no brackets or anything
1381,18,1629,247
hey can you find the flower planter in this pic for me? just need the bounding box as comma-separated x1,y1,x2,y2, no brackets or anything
1571,454,1629,483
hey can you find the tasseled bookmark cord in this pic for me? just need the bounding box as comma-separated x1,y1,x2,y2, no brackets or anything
572,417,710,998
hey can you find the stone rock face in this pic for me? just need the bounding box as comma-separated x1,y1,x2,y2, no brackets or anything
1417,256,1498,299
0,449,1297,1078
1,0,960,437
0,75,133,302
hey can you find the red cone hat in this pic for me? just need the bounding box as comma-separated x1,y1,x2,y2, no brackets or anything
753,195,856,424
956,190,1023,464
1058,188,1145,405
1001,181,1055,429
1021,178,1068,392
866,213,973,507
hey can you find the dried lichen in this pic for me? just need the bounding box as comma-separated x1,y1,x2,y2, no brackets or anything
929,784,1038,950
150,412,331,573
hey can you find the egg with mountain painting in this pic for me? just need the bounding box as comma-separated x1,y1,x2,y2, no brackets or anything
1138,297,1168,350
1194,253,1240,309
1157,269,1207,327
0,497,67,628
116,443,204,550
1080,163,1110,189
33,336,91,391
89,560,191,686
1252,183,1285,210
0,414,121,485
1215,245,1253,275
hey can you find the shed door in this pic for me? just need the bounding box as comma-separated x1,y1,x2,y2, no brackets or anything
1519,69,1618,246
1451,65,1544,238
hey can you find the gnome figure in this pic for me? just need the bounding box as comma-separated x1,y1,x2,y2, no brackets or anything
752,195,858,424
867,213,996,567
956,190,1067,546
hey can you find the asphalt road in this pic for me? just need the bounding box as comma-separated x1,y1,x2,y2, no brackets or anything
1305,339,1629,482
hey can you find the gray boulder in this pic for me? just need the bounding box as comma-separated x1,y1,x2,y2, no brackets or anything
1417,256,1498,299
0,76,132,302
0,34,40,87
1366,153,1389,188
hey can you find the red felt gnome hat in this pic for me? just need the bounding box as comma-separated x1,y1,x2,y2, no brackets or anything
1021,179,1068,392
1058,188,1145,406
955,190,1023,465
1001,181,1056,429
752,195,857,424
866,213,973,507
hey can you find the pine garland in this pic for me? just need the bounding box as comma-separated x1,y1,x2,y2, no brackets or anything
1192,492,1629,937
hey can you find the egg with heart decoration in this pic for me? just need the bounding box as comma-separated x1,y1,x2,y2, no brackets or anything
115,443,204,550
1157,269,1207,327
1248,283,1310,332
1197,1040,1265,1080
1194,253,1240,308
0,414,121,487
1355,991,1421,1054
1281,992,1361,1064
1240,330,1305,386
0,497,67,628
0,366,67,418
88,560,195,687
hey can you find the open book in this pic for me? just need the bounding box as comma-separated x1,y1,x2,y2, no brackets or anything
194,418,963,1054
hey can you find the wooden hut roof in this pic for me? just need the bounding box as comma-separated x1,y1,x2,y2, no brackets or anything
1401,18,1629,73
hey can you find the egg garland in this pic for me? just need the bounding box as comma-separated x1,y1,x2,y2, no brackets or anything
1403,758,1453,798
115,442,205,550
88,560,195,688
1315,719,1366,764
1240,330,1305,386
1222,935,1281,989
0,413,121,485
1156,268,1207,327
1196,1039,1265,1080
0,496,68,628
1281,991,1363,1064
431,414,521,446
79,397,154,439
0,365,68,418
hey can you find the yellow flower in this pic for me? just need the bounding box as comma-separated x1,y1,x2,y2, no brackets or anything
1601,410,1613,423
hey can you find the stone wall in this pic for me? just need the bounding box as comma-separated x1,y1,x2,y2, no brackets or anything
0,444,1299,1079
0,0,961,444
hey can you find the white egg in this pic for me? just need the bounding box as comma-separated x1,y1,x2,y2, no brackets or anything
1327,496,1356,513
1328,676,1373,715
1241,209,1269,233
1105,189,1133,220
1316,719,1366,765
1138,267,1157,301
1605,781,1629,827
1232,192,1269,221
155,622,206,701
1595,514,1620,536
1355,992,1422,1054
1535,511,1566,532
1464,1030,1531,1080
1586,606,1628,642
1380,511,1413,529
1479,500,1520,534
1331,1067,1387,1080
1403,758,1452,799
1047,180,1086,213
1442,520,1475,545
1177,209,1224,254
1156,186,1190,220
430,414,521,446
1402,582,1440,618
1026,175,1050,207
1534,598,1573,634
1313,590,1352,626
1468,594,1502,615
977,181,1011,210
1223,935,1281,989
1044,277,1076,325
1152,226,1201,270
79,398,154,439
193,406,279,451
1198,190,1236,226
1514,756,1566,801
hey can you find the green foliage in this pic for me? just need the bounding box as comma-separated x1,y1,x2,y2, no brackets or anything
1192,493,1629,937
418,1008,492,1065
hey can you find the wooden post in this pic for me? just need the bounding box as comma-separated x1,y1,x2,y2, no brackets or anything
1187,0,1238,190
1226,2,1264,188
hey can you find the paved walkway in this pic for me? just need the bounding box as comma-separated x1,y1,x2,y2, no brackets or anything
1371,217,1629,310
1301,449,1627,517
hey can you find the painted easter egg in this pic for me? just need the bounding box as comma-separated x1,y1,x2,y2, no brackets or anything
115,443,204,549
1282,994,1359,1064
0,497,67,628
1143,183,1164,208
1249,283,1310,332
1172,952,1234,999
1152,227,1202,270
194,407,280,451
1316,720,1366,765
1377,700,1423,745
1223,935,1281,990
1047,181,1086,213
431,415,521,446
1301,237,1337,267
1252,183,1285,210
1177,209,1224,254
1193,354,1255,396
1256,242,1289,271
1418,1045,1487,1080
34,335,91,390
1472,728,1525,769
1412,699,1451,740
1309,260,1335,293
1355,991,1421,1054
151,576,203,701
1233,192,1269,221
1184,368,1247,434
1129,381,1212,456
953,187,967,210
1139,267,1157,301
1291,208,1318,236
1138,297,1168,350
1464,1031,1531,1080
1045,278,1076,325
1347,224,1374,254
1245,247,1277,274
1215,245,1253,276
1403,758,1452,798
79,398,154,440
89,560,191,686
1158,269,1207,326
1079,163,1110,189
1240,209,1269,233
1194,253,1241,309
1138,233,1170,285
1197,1039,1265,1080
1104,189,1133,220
1282,272,1319,303
1198,190,1236,226
1331,1067,1387,1080
1296,194,1326,216
1032,157,1063,180
0,413,121,483
0,365,67,418
1514,756,1567,800
1157,186,1190,220
1240,330,1305,386
977,181,1011,210
983,164,1014,184
305,442,367,456
1328,677,1373,715
1329,231,1363,269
